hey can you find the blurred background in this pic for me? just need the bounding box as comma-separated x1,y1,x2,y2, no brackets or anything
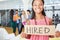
0,0,60,27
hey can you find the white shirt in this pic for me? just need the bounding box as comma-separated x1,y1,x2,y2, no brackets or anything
56,24,60,32
21,15,26,23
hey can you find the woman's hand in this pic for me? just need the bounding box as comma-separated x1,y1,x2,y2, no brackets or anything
21,32,31,39
21,32,27,38
55,31,60,37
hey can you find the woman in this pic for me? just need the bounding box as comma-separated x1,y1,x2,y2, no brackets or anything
21,0,52,40
27,10,31,19
10,9,17,35
21,10,27,25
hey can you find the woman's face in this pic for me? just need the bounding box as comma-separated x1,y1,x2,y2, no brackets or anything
32,0,44,14
27,11,30,15
22,11,25,15
16,11,18,14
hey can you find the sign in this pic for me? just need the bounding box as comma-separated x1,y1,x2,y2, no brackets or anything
24,25,55,35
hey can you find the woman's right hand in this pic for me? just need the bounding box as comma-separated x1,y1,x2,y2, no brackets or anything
21,32,27,38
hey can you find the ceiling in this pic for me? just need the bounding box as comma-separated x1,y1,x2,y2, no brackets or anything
0,0,6,1
0,0,60,10
0,0,32,10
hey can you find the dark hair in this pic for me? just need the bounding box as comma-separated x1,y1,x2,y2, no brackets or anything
10,9,14,19
31,0,46,19
16,9,18,11
27,10,31,13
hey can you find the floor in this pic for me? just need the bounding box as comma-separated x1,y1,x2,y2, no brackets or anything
0,26,20,35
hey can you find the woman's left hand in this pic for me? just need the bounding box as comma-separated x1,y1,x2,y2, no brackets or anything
55,31,60,37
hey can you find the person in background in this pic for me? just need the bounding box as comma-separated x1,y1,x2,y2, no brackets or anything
10,9,16,35
25,10,31,25
10,9,14,27
21,0,53,40
21,10,31,25
13,10,22,34
21,10,27,25
27,10,31,20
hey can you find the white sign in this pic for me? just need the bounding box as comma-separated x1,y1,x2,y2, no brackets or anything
24,25,55,35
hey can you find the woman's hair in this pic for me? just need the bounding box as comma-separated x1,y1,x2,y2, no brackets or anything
21,10,25,15
31,0,46,19
16,10,18,11
10,9,14,19
27,10,31,13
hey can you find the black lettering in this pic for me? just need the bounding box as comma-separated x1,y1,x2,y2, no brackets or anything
39,27,43,34
44,27,50,33
26,27,31,33
34,27,37,33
